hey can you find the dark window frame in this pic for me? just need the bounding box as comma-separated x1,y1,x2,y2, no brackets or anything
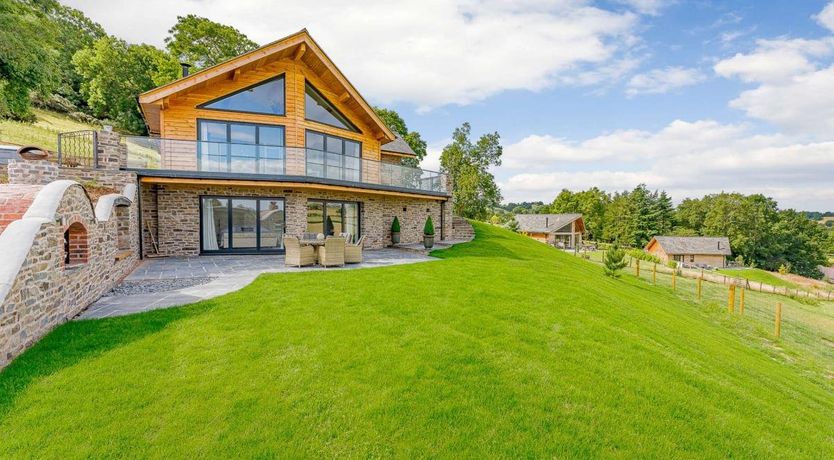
306,199,361,242
197,74,287,117
199,195,287,254
197,119,286,174
304,129,362,182
304,80,361,133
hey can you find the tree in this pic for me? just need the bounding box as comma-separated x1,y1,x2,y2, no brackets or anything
769,210,828,278
165,15,258,70
506,216,520,233
604,245,628,277
373,107,427,167
73,37,180,133
603,191,637,246
549,188,609,240
0,0,59,119
440,123,502,221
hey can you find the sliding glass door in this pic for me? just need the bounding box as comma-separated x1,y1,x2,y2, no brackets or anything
306,200,360,243
201,196,285,253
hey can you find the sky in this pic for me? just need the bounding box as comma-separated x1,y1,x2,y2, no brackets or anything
64,0,834,210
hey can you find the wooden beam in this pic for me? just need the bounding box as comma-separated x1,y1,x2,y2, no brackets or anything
293,43,306,61
339,92,350,103
139,176,448,201
161,98,169,110
231,69,241,81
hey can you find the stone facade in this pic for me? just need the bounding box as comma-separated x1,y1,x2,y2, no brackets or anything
0,181,140,368
7,160,59,185
141,183,452,256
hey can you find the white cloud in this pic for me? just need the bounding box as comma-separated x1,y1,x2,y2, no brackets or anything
63,0,642,110
626,66,706,95
613,0,671,16
714,38,834,83
816,2,834,32
499,119,834,210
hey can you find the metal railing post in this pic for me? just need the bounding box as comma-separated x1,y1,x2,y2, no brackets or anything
92,131,99,169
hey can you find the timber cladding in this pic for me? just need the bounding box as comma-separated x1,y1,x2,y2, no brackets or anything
159,60,383,161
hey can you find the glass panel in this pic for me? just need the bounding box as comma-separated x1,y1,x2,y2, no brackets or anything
259,126,284,146
307,163,324,177
326,165,343,180
202,76,285,115
344,140,360,157
306,131,325,150
200,121,228,142
326,137,343,154
344,203,359,243
202,198,228,251
343,169,360,182
305,83,357,131
306,202,324,235
230,124,256,144
325,202,343,236
259,199,284,250
231,199,258,249
344,156,360,170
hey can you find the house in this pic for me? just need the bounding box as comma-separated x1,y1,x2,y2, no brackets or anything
645,236,732,268
515,214,585,249
131,29,451,256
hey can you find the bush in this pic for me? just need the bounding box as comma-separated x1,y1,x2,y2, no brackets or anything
391,216,400,233
424,216,434,236
667,260,678,269
604,245,628,277
627,249,661,264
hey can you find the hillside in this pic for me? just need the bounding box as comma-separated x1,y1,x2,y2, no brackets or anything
0,222,832,457
0,109,100,152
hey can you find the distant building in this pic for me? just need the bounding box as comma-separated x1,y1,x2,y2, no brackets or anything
645,236,732,268
515,214,585,249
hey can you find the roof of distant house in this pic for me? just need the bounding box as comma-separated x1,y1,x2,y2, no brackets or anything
515,213,584,233
647,236,732,256
380,135,416,156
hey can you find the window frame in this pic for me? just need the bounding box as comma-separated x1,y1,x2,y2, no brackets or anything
304,129,362,182
306,199,361,243
199,195,287,254
197,119,286,174
304,80,361,133
197,74,287,117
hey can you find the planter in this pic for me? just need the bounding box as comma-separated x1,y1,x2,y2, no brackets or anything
17,146,49,161
423,234,434,249
391,231,401,245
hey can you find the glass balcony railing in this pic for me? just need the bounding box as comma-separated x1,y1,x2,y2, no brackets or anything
123,136,447,194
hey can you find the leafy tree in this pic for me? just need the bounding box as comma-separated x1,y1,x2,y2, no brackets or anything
0,0,59,119
506,217,520,233
604,245,628,277
603,191,637,246
702,193,779,269
165,15,258,70
440,122,502,221
373,107,428,167
769,210,828,278
73,37,179,132
674,197,710,235
549,187,609,240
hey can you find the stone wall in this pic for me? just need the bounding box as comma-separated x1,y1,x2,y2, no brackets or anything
0,180,140,368
7,160,59,185
141,183,451,256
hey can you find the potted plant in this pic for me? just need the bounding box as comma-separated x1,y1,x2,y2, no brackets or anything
391,216,401,244
423,216,435,249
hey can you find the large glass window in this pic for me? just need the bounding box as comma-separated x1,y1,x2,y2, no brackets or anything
199,75,285,116
201,196,285,253
306,200,360,243
305,131,361,182
304,82,359,132
198,120,285,174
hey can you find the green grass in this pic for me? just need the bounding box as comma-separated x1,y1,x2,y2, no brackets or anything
1,223,833,457
0,109,99,152
717,267,798,289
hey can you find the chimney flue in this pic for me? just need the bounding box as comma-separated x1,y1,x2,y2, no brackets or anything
180,63,192,77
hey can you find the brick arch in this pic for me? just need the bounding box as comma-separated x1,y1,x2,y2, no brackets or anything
64,221,88,265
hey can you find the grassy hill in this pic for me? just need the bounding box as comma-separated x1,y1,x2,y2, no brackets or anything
0,109,100,152
1,223,832,457
717,267,799,289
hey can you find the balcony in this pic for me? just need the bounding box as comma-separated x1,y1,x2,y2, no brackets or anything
122,137,448,196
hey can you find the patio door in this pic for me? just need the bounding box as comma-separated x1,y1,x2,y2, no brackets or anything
305,200,359,243
201,196,285,253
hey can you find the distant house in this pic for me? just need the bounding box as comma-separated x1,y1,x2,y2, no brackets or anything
515,214,585,249
645,236,732,267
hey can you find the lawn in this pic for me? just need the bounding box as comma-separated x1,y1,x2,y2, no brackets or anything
0,109,99,152
717,267,798,289
1,223,833,457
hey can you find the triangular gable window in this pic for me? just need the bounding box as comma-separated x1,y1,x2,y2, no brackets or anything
305,82,359,132
199,75,285,116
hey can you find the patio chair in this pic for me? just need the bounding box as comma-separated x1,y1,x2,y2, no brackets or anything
318,236,345,267
345,235,365,264
284,236,315,267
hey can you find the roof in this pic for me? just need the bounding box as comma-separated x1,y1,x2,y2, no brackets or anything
380,135,416,156
647,236,732,256
138,29,395,141
515,214,584,233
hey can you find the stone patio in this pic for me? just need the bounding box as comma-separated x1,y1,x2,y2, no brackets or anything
78,248,435,319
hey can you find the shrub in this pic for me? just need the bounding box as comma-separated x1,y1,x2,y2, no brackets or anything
506,218,519,233
627,249,661,264
667,260,678,269
424,216,434,236
391,216,400,233
778,263,790,275
604,245,628,277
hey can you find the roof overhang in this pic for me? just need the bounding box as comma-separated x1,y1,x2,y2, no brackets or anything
138,29,395,142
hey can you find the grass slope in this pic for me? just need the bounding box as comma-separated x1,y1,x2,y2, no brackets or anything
0,109,99,151
717,268,798,289
1,223,833,457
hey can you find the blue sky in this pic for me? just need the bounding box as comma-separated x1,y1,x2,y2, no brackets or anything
67,0,834,210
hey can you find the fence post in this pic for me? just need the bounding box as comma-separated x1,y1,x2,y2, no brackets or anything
92,130,99,168
739,287,745,315
56,132,62,165
672,270,677,291
728,284,736,313
775,303,782,337
697,277,702,300
636,259,640,277
653,263,657,284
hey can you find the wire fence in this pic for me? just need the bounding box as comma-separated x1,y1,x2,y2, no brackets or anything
57,130,97,168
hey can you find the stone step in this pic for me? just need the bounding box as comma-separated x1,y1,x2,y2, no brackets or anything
451,216,475,241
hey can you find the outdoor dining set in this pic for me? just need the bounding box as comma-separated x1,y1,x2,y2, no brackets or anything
283,233,365,268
